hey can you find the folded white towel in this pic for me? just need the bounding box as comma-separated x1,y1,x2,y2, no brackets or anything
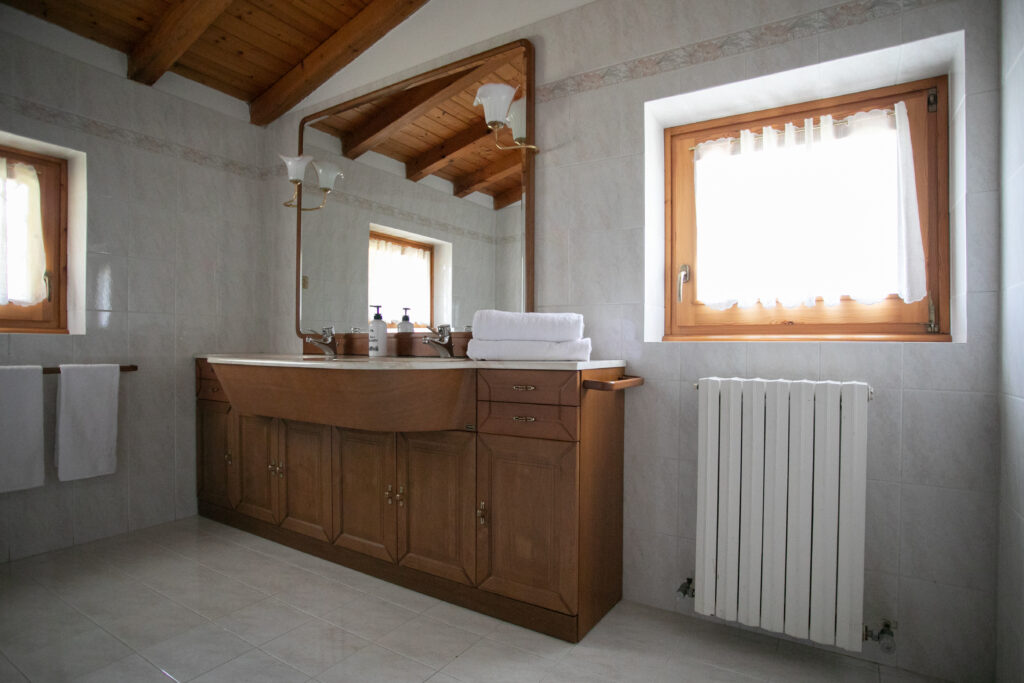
0,366,45,493
472,310,584,342
56,364,119,482
467,338,592,362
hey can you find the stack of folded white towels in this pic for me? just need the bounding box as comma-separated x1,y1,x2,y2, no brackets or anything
467,310,592,361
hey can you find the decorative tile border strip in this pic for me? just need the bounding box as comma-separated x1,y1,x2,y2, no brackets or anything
0,93,266,180
537,0,949,102
326,190,497,246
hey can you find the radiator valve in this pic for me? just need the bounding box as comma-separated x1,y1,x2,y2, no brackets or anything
863,619,896,653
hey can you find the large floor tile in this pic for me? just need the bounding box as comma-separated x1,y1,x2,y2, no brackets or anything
192,650,309,683
70,654,174,683
439,639,556,683
216,598,313,646
261,618,371,677
320,595,417,641
139,623,252,682
315,644,434,683
272,576,364,617
4,626,132,682
376,615,480,670
141,563,267,619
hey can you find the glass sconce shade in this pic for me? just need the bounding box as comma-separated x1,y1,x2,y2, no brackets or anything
474,83,516,128
280,154,313,182
506,98,527,143
312,160,343,191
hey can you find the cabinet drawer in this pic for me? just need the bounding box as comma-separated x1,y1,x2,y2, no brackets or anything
477,370,579,406
197,378,228,402
477,401,578,441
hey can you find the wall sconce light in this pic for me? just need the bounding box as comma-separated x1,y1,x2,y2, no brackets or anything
473,84,538,152
280,155,343,211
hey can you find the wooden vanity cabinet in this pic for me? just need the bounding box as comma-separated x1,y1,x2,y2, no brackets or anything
333,428,397,562
197,360,635,643
332,429,477,585
196,400,238,509
397,431,477,586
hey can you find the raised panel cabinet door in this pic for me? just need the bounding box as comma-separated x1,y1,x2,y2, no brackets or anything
333,428,397,561
396,431,476,585
477,434,579,615
278,420,334,542
196,400,239,508
235,414,279,524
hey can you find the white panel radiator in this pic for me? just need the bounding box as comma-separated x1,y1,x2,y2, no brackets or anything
695,377,869,652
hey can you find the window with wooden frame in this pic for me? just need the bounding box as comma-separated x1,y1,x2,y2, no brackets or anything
0,143,68,334
664,76,949,341
368,231,434,329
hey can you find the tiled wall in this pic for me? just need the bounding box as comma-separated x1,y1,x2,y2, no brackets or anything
998,0,1024,680
0,32,273,559
512,0,1000,679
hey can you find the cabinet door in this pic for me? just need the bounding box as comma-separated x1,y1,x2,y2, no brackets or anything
236,414,279,524
278,420,334,542
197,400,239,509
477,434,578,615
333,429,397,561
396,431,476,585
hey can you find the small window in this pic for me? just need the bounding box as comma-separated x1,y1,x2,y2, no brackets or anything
664,77,949,340
368,231,433,329
0,144,68,333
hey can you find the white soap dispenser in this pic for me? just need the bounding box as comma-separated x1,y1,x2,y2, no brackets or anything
397,308,414,333
368,305,387,357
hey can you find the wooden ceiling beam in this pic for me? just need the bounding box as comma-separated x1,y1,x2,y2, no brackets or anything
452,154,521,198
493,185,524,210
249,0,430,126
127,0,235,85
405,125,491,182
343,54,509,159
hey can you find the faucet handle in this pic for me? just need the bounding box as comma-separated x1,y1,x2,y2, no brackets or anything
321,326,335,339
437,324,451,338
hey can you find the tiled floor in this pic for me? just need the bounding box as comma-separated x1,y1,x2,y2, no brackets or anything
0,517,942,683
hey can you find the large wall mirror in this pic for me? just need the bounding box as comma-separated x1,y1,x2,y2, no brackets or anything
293,40,535,340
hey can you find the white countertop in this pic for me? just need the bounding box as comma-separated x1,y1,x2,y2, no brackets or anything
201,354,626,372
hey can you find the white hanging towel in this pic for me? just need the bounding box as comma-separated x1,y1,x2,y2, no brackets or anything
55,364,119,481
471,310,584,342
467,338,592,361
0,366,45,493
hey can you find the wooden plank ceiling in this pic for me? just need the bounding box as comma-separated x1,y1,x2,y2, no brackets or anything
1,0,430,124
309,44,528,210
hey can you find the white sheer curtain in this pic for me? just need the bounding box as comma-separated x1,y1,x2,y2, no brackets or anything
368,235,432,326
693,101,926,310
0,158,47,306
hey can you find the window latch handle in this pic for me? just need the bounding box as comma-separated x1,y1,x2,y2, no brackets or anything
677,264,690,302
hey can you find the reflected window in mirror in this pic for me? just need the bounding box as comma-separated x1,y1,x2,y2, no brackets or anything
368,230,435,330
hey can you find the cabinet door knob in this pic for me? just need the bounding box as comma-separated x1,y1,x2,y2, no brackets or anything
396,485,405,507
267,463,275,472
385,484,393,504
512,416,536,423
277,463,285,479
512,385,535,391
224,451,232,464
476,501,487,526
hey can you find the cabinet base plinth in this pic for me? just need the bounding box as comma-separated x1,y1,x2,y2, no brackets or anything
198,502,589,643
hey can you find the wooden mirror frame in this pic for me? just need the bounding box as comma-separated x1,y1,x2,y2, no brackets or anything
292,40,536,347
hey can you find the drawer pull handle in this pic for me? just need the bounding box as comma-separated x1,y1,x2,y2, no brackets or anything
512,385,536,391
512,416,536,423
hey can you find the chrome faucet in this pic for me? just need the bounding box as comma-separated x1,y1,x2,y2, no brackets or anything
300,326,336,357
422,324,453,358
